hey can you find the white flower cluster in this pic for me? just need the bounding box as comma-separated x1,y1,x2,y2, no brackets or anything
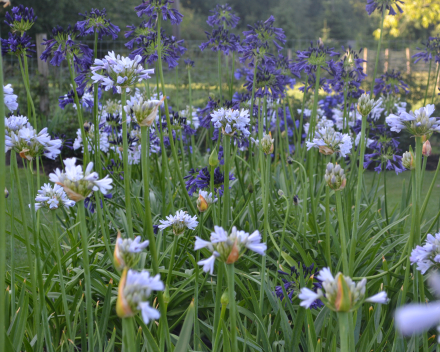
299,268,388,311
4,84,18,112
357,94,384,119
117,269,164,324
386,104,440,136
211,108,250,137
73,123,110,154
410,232,440,274
196,190,218,212
114,234,149,270
34,183,75,211
304,116,334,136
49,157,113,202
158,210,198,235
195,226,267,274
91,51,154,94
5,115,62,160
306,126,352,157
180,106,200,129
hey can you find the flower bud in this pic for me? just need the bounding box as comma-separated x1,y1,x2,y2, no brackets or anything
197,193,209,212
278,189,285,197
116,269,135,318
84,122,91,132
335,275,353,312
423,140,432,157
324,162,346,191
293,195,299,205
247,183,254,194
357,93,378,117
209,148,219,167
402,151,415,170
221,289,230,306
4,187,8,198
261,132,274,155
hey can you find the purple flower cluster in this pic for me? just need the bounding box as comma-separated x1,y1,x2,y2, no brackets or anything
200,27,240,55
5,5,37,33
77,8,120,40
1,31,35,57
374,70,409,96
292,40,340,75
412,37,440,64
366,0,404,16
135,0,183,27
207,4,240,28
184,167,235,196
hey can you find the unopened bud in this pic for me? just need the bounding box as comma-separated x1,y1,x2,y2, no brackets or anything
197,193,209,212
84,122,91,132
278,189,285,197
334,275,352,312
209,148,219,167
423,140,432,157
4,187,8,198
221,289,230,306
247,183,254,194
402,151,415,170
287,157,294,165
293,195,299,205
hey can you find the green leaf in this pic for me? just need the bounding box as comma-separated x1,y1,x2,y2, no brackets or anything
174,301,195,352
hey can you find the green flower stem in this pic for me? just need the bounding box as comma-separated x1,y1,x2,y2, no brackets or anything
66,54,90,165
209,165,218,224
94,192,113,262
338,312,351,352
218,50,223,103
165,234,179,291
296,90,307,160
325,181,331,267
52,211,73,339
431,62,440,104
121,90,134,238
194,212,203,350
275,195,291,284
11,154,38,333
309,65,321,139
424,60,433,106
226,264,238,351
212,299,227,352
140,125,172,351
157,15,197,216
122,317,137,351
188,68,195,169
415,137,423,244
370,9,386,96
222,134,231,227
0,55,5,352
349,113,367,275
213,263,224,344
335,190,349,274
230,52,235,100
78,202,94,352
93,30,102,176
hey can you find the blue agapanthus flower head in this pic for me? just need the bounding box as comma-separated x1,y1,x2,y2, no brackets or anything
275,263,324,309
207,3,240,28
239,15,285,67
1,31,35,58
200,27,240,55
412,37,440,64
128,28,186,68
293,39,340,75
299,74,331,93
125,21,155,49
77,8,120,40
184,166,235,196
5,5,37,33
319,94,344,120
184,59,195,68
374,69,409,96
366,0,404,16
244,64,287,99
135,0,183,26
40,25,93,69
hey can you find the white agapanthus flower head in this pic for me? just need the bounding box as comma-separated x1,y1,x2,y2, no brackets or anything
304,116,334,136
211,108,250,137
354,133,374,148
299,267,388,312
395,273,440,341
196,189,218,212
5,124,62,161
410,232,440,274
251,132,274,155
91,51,155,94
114,232,149,270
306,127,352,157
386,104,440,137
195,226,267,274
116,268,164,324
357,94,384,118
180,106,200,129
49,157,113,202
124,95,165,127
4,84,18,112
324,162,347,191
73,124,110,154
5,115,29,136
158,210,198,235
402,151,414,170
33,183,75,211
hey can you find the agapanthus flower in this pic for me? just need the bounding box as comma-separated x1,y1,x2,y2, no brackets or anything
49,157,113,202
307,127,352,157
366,0,404,16
386,104,440,137
124,96,165,127
244,65,287,99
184,59,195,69
412,37,440,64
5,114,29,136
5,5,37,33
401,150,414,170
180,106,200,129
211,107,250,137
185,166,235,196
275,263,323,309
135,0,183,26
395,273,440,341
114,232,149,270
299,267,388,311
293,40,340,75
5,124,62,161
298,73,331,93
59,85,96,111
357,93,383,118
251,132,274,155
207,3,240,28
91,51,154,94
1,31,35,57
128,29,186,69
77,8,120,40
324,163,347,191
4,84,18,112
196,190,217,213
116,268,164,324
40,25,93,69
33,183,75,211
73,123,110,154
125,21,155,49
158,210,198,235
195,226,267,274
200,27,240,55
374,70,409,96
410,232,440,274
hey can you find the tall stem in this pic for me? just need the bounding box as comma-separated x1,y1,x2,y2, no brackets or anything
78,202,94,352
424,60,433,106
218,50,223,103
335,191,349,274
338,312,352,352
370,10,386,96
222,135,231,227
226,264,238,351
93,30,102,176
122,318,137,351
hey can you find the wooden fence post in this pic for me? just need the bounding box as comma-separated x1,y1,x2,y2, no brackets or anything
384,48,389,72
363,48,368,74
406,47,411,74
